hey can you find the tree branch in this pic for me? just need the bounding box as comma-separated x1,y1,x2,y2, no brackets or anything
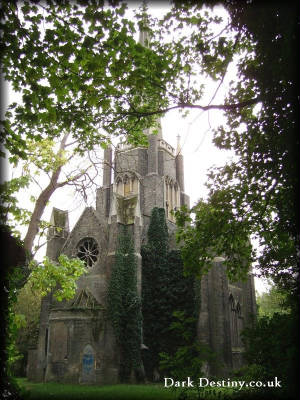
121,96,261,118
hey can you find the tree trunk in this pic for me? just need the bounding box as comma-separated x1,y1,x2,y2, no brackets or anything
23,133,69,254
23,170,61,254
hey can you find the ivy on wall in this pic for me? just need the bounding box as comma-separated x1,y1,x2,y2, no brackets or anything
141,208,196,380
107,225,142,382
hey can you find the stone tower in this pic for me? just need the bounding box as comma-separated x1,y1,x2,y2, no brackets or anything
27,121,196,383
27,30,256,384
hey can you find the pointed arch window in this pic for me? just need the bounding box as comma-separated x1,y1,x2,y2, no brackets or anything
165,176,180,221
236,302,243,347
124,176,131,196
229,295,244,348
116,177,123,196
229,294,238,347
115,174,138,197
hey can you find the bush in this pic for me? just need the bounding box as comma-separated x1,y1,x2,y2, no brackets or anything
240,311,299,399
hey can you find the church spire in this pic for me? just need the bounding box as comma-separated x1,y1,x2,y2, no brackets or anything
176,134,185,192
138,0,150,47
138,29,149,47
138,8,163,140
176,134,182,156
103,145,112,187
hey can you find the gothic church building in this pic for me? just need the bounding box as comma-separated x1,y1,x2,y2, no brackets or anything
27,120,256,384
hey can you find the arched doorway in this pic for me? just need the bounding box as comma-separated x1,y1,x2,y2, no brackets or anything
81,344,96,384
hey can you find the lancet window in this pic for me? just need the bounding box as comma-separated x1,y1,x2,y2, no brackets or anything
165,176,180,222
236,302,243,347
229,294,243,348
115,173,138,197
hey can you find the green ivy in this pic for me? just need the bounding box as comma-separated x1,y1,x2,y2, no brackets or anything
107,225,142,382
141,208,196,380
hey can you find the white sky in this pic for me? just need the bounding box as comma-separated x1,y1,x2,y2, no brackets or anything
2,3,269,293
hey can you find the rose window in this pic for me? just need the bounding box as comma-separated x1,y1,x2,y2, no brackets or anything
77,238,99,267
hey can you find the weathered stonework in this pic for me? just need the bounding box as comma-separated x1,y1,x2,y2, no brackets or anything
28,126,256,383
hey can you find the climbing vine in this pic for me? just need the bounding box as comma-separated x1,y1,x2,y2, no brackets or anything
141,208,196,380
107,225,142,382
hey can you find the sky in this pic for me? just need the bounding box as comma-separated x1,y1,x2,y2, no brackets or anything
2,2,269,293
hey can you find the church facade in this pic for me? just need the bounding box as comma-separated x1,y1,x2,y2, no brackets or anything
27,124,256,384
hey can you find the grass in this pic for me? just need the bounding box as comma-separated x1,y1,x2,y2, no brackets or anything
16,378,291,400
16,378,180,400
15,378,237,400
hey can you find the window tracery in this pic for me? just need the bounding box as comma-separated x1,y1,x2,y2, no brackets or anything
77,237,99,268
115,173,138,197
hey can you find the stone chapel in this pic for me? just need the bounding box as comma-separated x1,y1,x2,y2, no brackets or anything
26,30,256,384
26,119,256,384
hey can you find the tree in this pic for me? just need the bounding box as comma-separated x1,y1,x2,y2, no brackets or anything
0,226,26,399
256,285,290,318
1,1,264,162
7,254,86,379
0,1,175,161
213,0,299,290
173,0,299,292
10,281,42,377
0,132,103,255
107,226,142,382
174,198,253,282
2,1,272,255
159,311,214,400
241,312,298,399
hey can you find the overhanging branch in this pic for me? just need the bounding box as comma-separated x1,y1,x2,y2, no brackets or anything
122,96,261,118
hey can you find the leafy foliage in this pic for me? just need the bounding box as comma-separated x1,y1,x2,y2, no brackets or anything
10,281,43,377
141,208,195,380
175,198,253,281
211,1,299,288
28,254,87,301
168,7,299,397
160,311,214,400
1,226,28,398
0,1,171,159
6,271,28,378
241,312,299,398
0,176,31,235
256,285,290,318
1,1,243,259
1,1,260,162
6,254,86,379
3,125,104,257
107,225,142,382
172,0,298,294
2,1,280,258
